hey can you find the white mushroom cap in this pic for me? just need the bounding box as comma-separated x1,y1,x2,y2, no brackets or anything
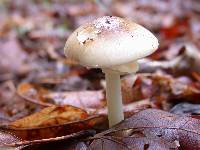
64,16,158,71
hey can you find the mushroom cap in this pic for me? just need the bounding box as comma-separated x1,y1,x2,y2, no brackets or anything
64,16,158,68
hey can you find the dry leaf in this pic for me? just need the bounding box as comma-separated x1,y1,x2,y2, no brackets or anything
43,91,105,109
89,109,200,150
17,82,105,109
1,105,105,140
9,105,88,128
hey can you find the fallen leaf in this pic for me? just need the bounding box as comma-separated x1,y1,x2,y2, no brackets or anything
17,82,105,109
44,90,105,109
170,102,200,115
89,109,200,150
1,105,106,140
17,82,51,107
139,43,200,75
97,99,152,118
0,130,94,150
89,134,177,150
127,73,200,109
9,105,89,128
121,75,138,104
0,81,40,124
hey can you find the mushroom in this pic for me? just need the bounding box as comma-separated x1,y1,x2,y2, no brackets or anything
64,16,158,127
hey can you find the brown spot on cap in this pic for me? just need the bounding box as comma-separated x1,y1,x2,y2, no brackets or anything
76,16,137,45
64,16,159,68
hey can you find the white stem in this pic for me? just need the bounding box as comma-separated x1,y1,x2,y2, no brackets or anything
104,70,124,127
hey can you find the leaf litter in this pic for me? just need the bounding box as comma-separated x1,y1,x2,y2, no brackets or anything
0,0,200,149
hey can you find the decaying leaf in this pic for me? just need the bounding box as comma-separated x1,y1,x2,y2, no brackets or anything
9,105,89,128
0,81,40,125
0,105,106,140
127,73,200,109
1,0,200,149
89,109,200,150
0,130,94,150
139,43,200,75
17,82,105,109
89,134,177,150
43,90,105,109
121,75,138,104
17,82,51,107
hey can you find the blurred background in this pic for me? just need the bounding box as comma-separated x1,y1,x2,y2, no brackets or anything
0,0,200,77
0,0,200,122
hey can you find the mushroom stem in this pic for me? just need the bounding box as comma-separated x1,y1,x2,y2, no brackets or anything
104,69,124,127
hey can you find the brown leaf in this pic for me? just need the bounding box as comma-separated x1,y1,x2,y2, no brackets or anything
17,82,51,107
34,69,91,91
17,82,105,109
43,91,105,109
2,130,94,149
9,105,89,128
121,75,138,104
89,134,176,150
139,44,200,76
127,73,200,109
89,109,200,150
0,81,40,124
1,105,106,140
